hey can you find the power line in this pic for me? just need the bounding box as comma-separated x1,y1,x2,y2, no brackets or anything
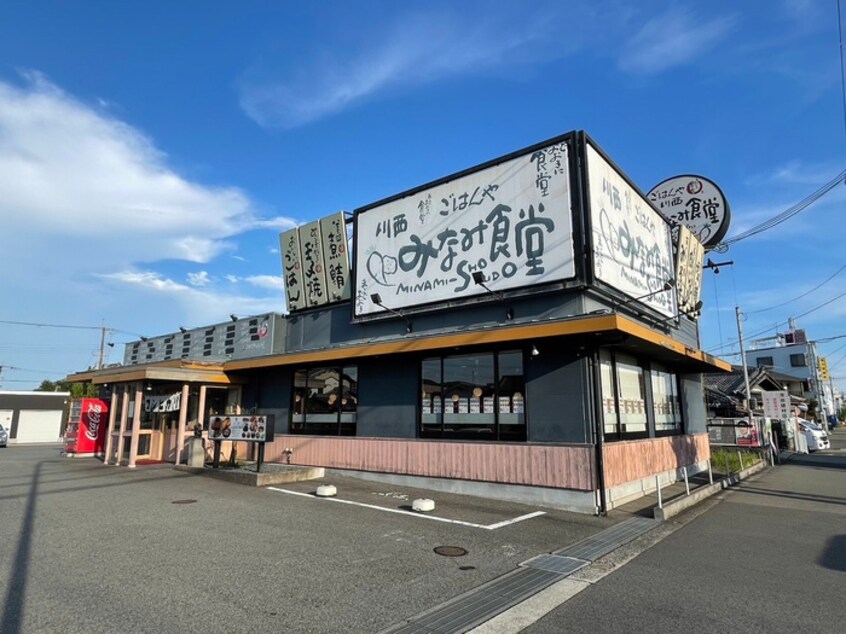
0,319,102,331
0,319,144,338
707,288,846,354
1,365,67,375
746,262,846,314
838,0,846,138
717,169,845,248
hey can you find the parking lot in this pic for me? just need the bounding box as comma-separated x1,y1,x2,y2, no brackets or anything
0,445,643,634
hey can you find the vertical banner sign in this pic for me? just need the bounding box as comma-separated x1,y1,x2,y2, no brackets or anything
762,390,791,420
586,144,676,318
354,140,575,317
675,225,705,316
299,221,328,307
280,229,305,312
320,212,351,302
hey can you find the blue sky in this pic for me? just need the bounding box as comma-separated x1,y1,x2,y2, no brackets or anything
0,0,844,391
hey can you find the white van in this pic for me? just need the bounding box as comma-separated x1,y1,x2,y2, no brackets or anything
798,419,830,452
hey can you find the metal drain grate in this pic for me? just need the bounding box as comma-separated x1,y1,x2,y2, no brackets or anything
386,567,562,634
556,516,658,562
382,516,661,634
520,554,587,576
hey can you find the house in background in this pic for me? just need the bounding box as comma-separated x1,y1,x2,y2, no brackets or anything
744,321,833,423
703,366,808,419
0,390,70,445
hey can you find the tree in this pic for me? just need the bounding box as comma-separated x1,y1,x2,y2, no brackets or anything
36,380,99,398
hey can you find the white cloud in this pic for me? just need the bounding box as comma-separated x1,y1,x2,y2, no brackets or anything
238,5,578,128
619,10,736,74
0,73,257,260
746,161,845,187
187,271,212,287
100,270,285,328
222,274,285,291
0,73,291,382
243,275,285,291
252,216,299,230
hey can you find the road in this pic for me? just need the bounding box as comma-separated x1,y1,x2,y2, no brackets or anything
2,431,845,633
519,427,846,634
0,444,617,634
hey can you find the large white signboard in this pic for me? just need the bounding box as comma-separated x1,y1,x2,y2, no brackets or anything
587,144,676,318
354,140,575,317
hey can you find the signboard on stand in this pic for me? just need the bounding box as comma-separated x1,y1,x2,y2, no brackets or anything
209,415,273,443
762,390,791,420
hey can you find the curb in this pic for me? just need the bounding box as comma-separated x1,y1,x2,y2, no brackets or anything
173,464,324,486
653,460,767,521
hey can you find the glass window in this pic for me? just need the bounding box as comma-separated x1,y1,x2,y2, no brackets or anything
498,351,526,441
651,365,682,434
290,366,357,435
421,358,443,434
601,352,680,440
756,356,774,368
615,355,647,435
600,356,618,437
421,350,525,441
789,353,807,367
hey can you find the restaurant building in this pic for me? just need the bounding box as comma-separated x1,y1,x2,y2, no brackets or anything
68,131,730,514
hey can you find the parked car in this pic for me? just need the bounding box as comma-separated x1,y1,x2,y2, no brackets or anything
798,420,830,452
0,424,7,447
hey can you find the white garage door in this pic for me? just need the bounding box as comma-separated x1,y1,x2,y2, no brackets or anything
16,410,63,443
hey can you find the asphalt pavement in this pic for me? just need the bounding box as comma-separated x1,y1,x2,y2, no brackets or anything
515,427,846,634
3,431,843,634
0,444,624,634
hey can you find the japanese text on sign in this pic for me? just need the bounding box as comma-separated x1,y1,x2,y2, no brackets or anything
354,141,575,316
587,144,676,318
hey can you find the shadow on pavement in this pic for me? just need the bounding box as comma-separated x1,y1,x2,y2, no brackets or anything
786,454,846,471
733,484,846,507
1,461,42,634
818,535,846,572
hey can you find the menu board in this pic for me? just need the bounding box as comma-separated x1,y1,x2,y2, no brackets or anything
209,415,272,443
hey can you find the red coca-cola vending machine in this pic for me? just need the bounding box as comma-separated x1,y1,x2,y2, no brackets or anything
64,397,109,457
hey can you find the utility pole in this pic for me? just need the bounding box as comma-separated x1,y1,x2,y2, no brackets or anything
736,306,754,428
97,326,108,370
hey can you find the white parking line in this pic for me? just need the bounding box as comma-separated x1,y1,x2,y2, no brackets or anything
266,486,545,530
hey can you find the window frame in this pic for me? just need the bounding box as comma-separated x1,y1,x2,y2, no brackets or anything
756,356,774,368
289,365,358,436
789,353,807,368
650,364,683,436
419,349,527,442
600,351,684,441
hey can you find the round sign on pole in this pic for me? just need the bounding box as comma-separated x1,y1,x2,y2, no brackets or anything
647,175,730,249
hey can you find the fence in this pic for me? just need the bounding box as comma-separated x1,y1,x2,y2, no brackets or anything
707,417,771,448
